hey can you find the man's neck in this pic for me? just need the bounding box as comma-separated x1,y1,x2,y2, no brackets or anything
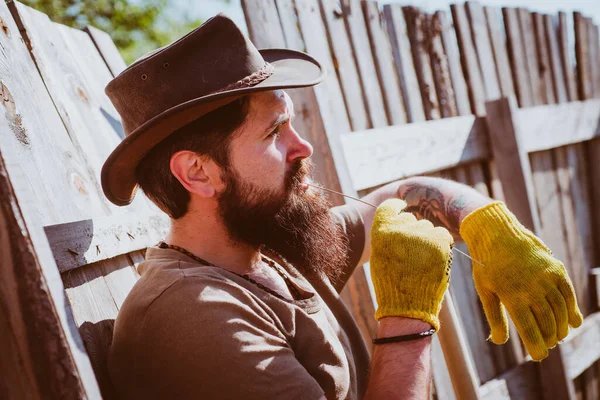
165,208,261,274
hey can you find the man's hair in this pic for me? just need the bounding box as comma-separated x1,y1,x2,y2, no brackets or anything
135,97,250,219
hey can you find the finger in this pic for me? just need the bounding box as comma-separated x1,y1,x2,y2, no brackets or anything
557,278,583,328
511,307,548,361
546,290,569,341
374,199,408,222
477,289,509,344
433,226,454,247
531,301,558,348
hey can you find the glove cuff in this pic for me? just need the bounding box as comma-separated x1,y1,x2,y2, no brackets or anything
372,272,445,331
459,201,530,260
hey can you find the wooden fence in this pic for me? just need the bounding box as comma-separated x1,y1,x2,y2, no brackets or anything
0,0,599,399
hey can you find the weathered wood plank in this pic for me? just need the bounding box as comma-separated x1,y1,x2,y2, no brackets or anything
562,312,600,380
403,7,441,120
0,151,80,399
519,8,543,105
466,1,501,100
503,7,533,107
431,334,457,400
518,96,600,153
480,361,541,400
438,293,480,400
44,212,170,273
533,13,556,104
362,0,407,125
63,261,121,399
575,12,592,100
0,1,109,395
345,0,388,128
383,4,425,123
319,0,369,131
545,14,568,103
11,1,152,216
428,12,459,119
485,6,515,98
451,3,486,115
486,97,576,400
587,20,600,99
84,25,127,76
436,10,471,117
558,12,578,102
448,169,498,384
340,115,489,190
485,97,541,232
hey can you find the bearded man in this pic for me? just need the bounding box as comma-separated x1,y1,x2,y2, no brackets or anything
102,15,583,400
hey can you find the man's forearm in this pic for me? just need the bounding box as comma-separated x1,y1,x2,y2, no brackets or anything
364,317,433,400
396,176,492,239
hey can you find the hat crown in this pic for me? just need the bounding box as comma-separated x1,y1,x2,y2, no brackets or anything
106,14,266,135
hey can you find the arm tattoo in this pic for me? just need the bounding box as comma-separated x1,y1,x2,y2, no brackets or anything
398,181,471,238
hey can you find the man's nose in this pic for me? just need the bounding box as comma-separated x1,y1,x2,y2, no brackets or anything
287,128,313,162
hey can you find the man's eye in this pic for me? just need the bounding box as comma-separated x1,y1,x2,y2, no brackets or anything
268,126,281,139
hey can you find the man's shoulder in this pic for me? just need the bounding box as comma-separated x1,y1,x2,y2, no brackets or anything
126,258,257,314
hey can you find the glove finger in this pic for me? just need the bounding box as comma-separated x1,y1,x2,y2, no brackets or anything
557,278,583,328
477,289,509,344
373,199,409,224
511,307,548,361
546,290,569,341
531,301,558,348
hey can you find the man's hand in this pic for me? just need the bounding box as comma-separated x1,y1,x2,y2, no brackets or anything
460,202,584,361
370,199,454,330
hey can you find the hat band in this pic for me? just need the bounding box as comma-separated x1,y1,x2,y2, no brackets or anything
214,62,275,94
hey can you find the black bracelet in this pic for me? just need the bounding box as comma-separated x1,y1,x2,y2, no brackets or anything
372,328,436,345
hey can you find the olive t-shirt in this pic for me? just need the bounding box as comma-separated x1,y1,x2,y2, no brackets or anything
108,204,370,399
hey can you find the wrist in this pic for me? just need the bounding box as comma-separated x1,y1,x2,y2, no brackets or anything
378,316,433,336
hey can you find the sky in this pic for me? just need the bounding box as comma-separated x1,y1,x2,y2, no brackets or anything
173,0,600,33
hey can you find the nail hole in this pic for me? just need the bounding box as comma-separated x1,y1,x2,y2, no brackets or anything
163,62,170,69
141,74,148,80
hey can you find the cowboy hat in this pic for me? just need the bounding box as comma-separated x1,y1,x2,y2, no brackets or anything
101,14,325,206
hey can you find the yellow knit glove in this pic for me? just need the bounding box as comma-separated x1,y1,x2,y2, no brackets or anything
460,202,583,361
370,199,454,330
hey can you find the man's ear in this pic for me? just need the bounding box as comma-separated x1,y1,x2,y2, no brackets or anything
170,151,222,198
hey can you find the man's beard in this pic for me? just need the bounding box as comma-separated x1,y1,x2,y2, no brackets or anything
217,159,349,284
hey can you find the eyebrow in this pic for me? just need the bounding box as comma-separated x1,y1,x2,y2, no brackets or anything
265,113,290,133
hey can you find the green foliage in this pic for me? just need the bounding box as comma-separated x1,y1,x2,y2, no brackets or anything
15,0,204,64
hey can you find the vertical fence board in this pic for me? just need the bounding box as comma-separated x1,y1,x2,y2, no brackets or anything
546,14,569,103
362,1,407,125
486,97,576,400
519,8,543,105
485,6,515,97
403,7,441,120
383,4,425,123
319,0,369,131
503,7,533,107
345,0,388,128
465,1,501,100
451,3,486,115
533,13,556,104
436,10,471,117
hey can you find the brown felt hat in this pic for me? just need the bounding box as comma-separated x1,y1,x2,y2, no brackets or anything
101,14,325,206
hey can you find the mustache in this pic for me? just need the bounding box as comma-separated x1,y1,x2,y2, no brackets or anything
285,159,313,191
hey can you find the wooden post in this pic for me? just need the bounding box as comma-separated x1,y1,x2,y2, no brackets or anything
438,294,480,400
485,96,576,400
0,150,95,399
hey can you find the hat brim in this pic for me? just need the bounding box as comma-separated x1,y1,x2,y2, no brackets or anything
101,48,325,206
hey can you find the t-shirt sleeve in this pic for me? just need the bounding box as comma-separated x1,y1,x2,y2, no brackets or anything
328,204,366,292
128,276,325,400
